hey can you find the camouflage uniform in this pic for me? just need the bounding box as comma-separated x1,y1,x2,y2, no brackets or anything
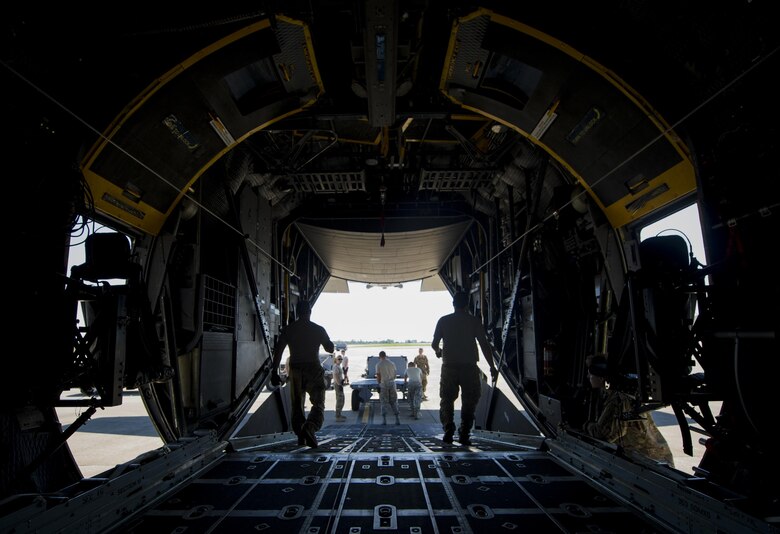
432,296,495,442
287,362,327,434
586,389,674,465
376,356,400,423
413,351,430,397
439,364,482,436
274,314,334,440
333,360,346,418
404,364,423,418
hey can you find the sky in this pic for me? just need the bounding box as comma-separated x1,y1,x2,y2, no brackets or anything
639,203,705,264
311,281,453,343
67,203,704,344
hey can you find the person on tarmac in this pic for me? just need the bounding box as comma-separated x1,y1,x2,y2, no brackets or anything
376,351,401,425
432,291,498,445
271,300,334,448
333,354,347,421
413,347,431,400
340,348,349,383
404,361,423,419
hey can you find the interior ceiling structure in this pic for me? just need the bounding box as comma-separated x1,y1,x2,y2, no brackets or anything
4,2,774,288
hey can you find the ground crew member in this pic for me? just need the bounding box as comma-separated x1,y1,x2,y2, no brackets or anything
333,354,347,421
271,300,334,448
404,361,423,418
413,348,431,400
376,351,401,425
432,291,498,445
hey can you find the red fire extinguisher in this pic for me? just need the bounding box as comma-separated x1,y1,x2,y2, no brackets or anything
543,340,556,377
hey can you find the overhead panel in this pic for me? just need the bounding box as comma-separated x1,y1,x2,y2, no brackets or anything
80,16,323,235
322,277,350,293
419,169,495,191
334,119,382,145
289,170,367,194
295,219,473,285
440,9,695,228
363,0,399,127
420,275,447,292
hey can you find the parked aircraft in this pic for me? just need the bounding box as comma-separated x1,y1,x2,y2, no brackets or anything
2,2,778,532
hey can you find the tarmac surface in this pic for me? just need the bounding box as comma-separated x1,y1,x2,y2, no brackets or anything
56,345,712,478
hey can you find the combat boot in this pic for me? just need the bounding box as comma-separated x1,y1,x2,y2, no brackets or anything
300,422,318,448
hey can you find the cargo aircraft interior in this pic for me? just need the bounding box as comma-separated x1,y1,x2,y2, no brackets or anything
2,2,778,532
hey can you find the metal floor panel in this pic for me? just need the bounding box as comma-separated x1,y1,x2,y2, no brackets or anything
126,424,666,533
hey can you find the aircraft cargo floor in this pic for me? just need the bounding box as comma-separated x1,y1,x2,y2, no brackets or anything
125,422,666,534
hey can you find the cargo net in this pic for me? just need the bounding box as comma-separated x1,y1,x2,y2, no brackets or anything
203,275,236,330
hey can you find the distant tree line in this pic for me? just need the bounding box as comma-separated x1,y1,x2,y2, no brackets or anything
335,339,428,345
